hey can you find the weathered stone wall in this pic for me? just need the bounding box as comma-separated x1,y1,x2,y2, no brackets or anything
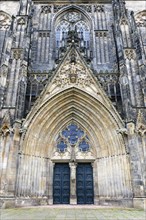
0,0,145,209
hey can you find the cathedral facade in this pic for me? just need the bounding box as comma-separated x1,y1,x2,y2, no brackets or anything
0,0,146,209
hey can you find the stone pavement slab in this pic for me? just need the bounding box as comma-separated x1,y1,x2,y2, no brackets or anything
1,206,145,220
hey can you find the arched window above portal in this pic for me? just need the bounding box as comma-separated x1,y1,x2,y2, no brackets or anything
54,9,92,63
56,123,90,153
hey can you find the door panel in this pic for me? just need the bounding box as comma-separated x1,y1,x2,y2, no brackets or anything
76,163,94,204
53,163,70,204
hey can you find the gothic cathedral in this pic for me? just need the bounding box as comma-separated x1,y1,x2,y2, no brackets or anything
0,0,146,209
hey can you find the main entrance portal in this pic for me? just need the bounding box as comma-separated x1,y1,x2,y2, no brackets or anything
76,163,94,204
53,163,70,204
53,163,94,204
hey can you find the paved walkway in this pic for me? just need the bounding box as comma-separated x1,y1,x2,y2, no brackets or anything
1,206,145,220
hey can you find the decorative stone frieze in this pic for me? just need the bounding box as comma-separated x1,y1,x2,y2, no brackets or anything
95,31,107,37
12,48,23,60
94,5,104,12
17,17,26,25
41,5,51,13
54,5,68,13
135,10,146,27
124,49,136,60
0,11,11,30
79,5,92,13
136,110,146,136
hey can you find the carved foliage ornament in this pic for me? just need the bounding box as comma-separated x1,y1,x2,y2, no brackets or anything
12,49,23,60
0,11,11,30
94,5,104,13
54,59,93,88
135,10,146,27
41,5,51,14
17,17,26,25
124,49,136,60
0,64,8,87
136,110,146,136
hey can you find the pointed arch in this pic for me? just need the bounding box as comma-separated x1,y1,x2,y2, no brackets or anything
22,87,125,158
52,5,93,30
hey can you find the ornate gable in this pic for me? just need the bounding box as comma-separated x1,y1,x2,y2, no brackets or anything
39,45,111,108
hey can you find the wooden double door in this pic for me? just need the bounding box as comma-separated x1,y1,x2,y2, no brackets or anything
53,163,94,204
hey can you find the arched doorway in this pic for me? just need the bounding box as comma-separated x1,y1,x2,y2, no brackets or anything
52,123,94,204
17,86,132,205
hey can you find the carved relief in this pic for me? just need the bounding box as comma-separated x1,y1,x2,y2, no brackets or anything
136,110,146,136
0,111,13,137
0,64,8,87
41,5,51,14
124,49,136,60
0,180,8,195
12,49,23,60
65,12,81,23
54,5,68,13
79,5,92,13
94,5,104,12
53,48,94,91
135,10,146,27
120,18,128,25
0,11,11,30
95,31,107,37
17,17,26,25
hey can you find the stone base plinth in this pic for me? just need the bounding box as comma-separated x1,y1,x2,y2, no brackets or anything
133,198,146,210
0,197,15,209
0,197,49,209
99,198,133,208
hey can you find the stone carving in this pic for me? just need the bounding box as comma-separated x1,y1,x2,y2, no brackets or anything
65,12,81,23
95,31,107,37
52,123,94,161
0,111,13,137
0,124,12,137
41,5,51,14
53,48,93,89
79,5,92,13
116,128,128,135
52,143,94,161
0,64,8,87
54,5,68,13
136,110,146,136
17,17,26,25
135,10,146,27
0,180,8,195
98,73,118,85
124,49,136,60
20,64,27,78
12,49,23,60
0,11,11,30
54,60,92,88
94,5,104,12
120,18,128,25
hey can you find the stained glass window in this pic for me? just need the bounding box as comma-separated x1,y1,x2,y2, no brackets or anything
56,123,90,152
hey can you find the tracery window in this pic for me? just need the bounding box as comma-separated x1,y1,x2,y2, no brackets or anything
55,10,91,61
57,124,90,153
135,10,146,56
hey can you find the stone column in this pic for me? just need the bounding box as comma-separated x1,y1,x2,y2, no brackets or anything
69,162,77,204
127,121,145,209
92,160,99,205
48,161,54,205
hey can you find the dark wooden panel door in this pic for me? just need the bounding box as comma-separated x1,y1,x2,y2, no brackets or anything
76,163,94,204
53,163,70,204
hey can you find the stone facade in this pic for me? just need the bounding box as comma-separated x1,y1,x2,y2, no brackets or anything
0,0,146,209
